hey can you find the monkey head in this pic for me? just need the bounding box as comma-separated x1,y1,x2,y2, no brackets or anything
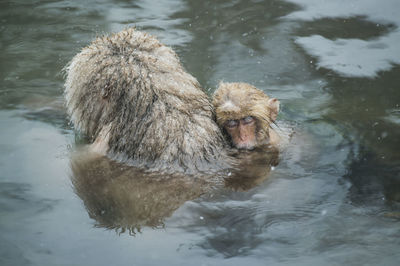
213,82,280,150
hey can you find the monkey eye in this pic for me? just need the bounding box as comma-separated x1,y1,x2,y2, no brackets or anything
242,116,254,124
225,120,239,128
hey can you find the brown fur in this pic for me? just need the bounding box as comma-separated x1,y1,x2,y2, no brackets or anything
64,28,231,173
213,82,280,148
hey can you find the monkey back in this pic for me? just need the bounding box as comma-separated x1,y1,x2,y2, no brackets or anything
64,28,230,173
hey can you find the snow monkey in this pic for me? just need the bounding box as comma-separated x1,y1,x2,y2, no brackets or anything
64,28,232,173
213,82,280,150
64,28,282,174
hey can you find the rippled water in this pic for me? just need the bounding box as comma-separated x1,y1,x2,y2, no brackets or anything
1,0,399,265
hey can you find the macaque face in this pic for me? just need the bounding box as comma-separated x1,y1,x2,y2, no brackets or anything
213,82,281,151
224,116,257,149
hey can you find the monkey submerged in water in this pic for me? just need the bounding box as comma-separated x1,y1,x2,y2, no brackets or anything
64,28,282,173
213,82,281,150
65,28,231,173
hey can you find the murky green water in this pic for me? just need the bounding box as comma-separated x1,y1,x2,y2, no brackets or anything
1,0,399,265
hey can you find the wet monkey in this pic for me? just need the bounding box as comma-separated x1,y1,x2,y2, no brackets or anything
65,28,282,173
64,28,231,173
213,82,280,150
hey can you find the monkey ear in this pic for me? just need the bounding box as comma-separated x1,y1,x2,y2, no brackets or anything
268,98,280,121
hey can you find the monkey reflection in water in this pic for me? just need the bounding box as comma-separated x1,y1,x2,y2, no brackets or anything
71,151,212,234
70,148,279,234
66,28,284,233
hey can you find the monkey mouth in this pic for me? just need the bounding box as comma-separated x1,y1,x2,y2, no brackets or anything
234,141,256,150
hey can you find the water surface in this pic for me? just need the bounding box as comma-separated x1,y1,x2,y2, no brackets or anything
1,0,399,265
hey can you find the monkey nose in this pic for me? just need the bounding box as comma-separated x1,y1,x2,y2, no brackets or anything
238,129,246,141
238,132,248,141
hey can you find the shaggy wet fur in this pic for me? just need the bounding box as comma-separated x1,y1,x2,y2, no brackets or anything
65,28,231,173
